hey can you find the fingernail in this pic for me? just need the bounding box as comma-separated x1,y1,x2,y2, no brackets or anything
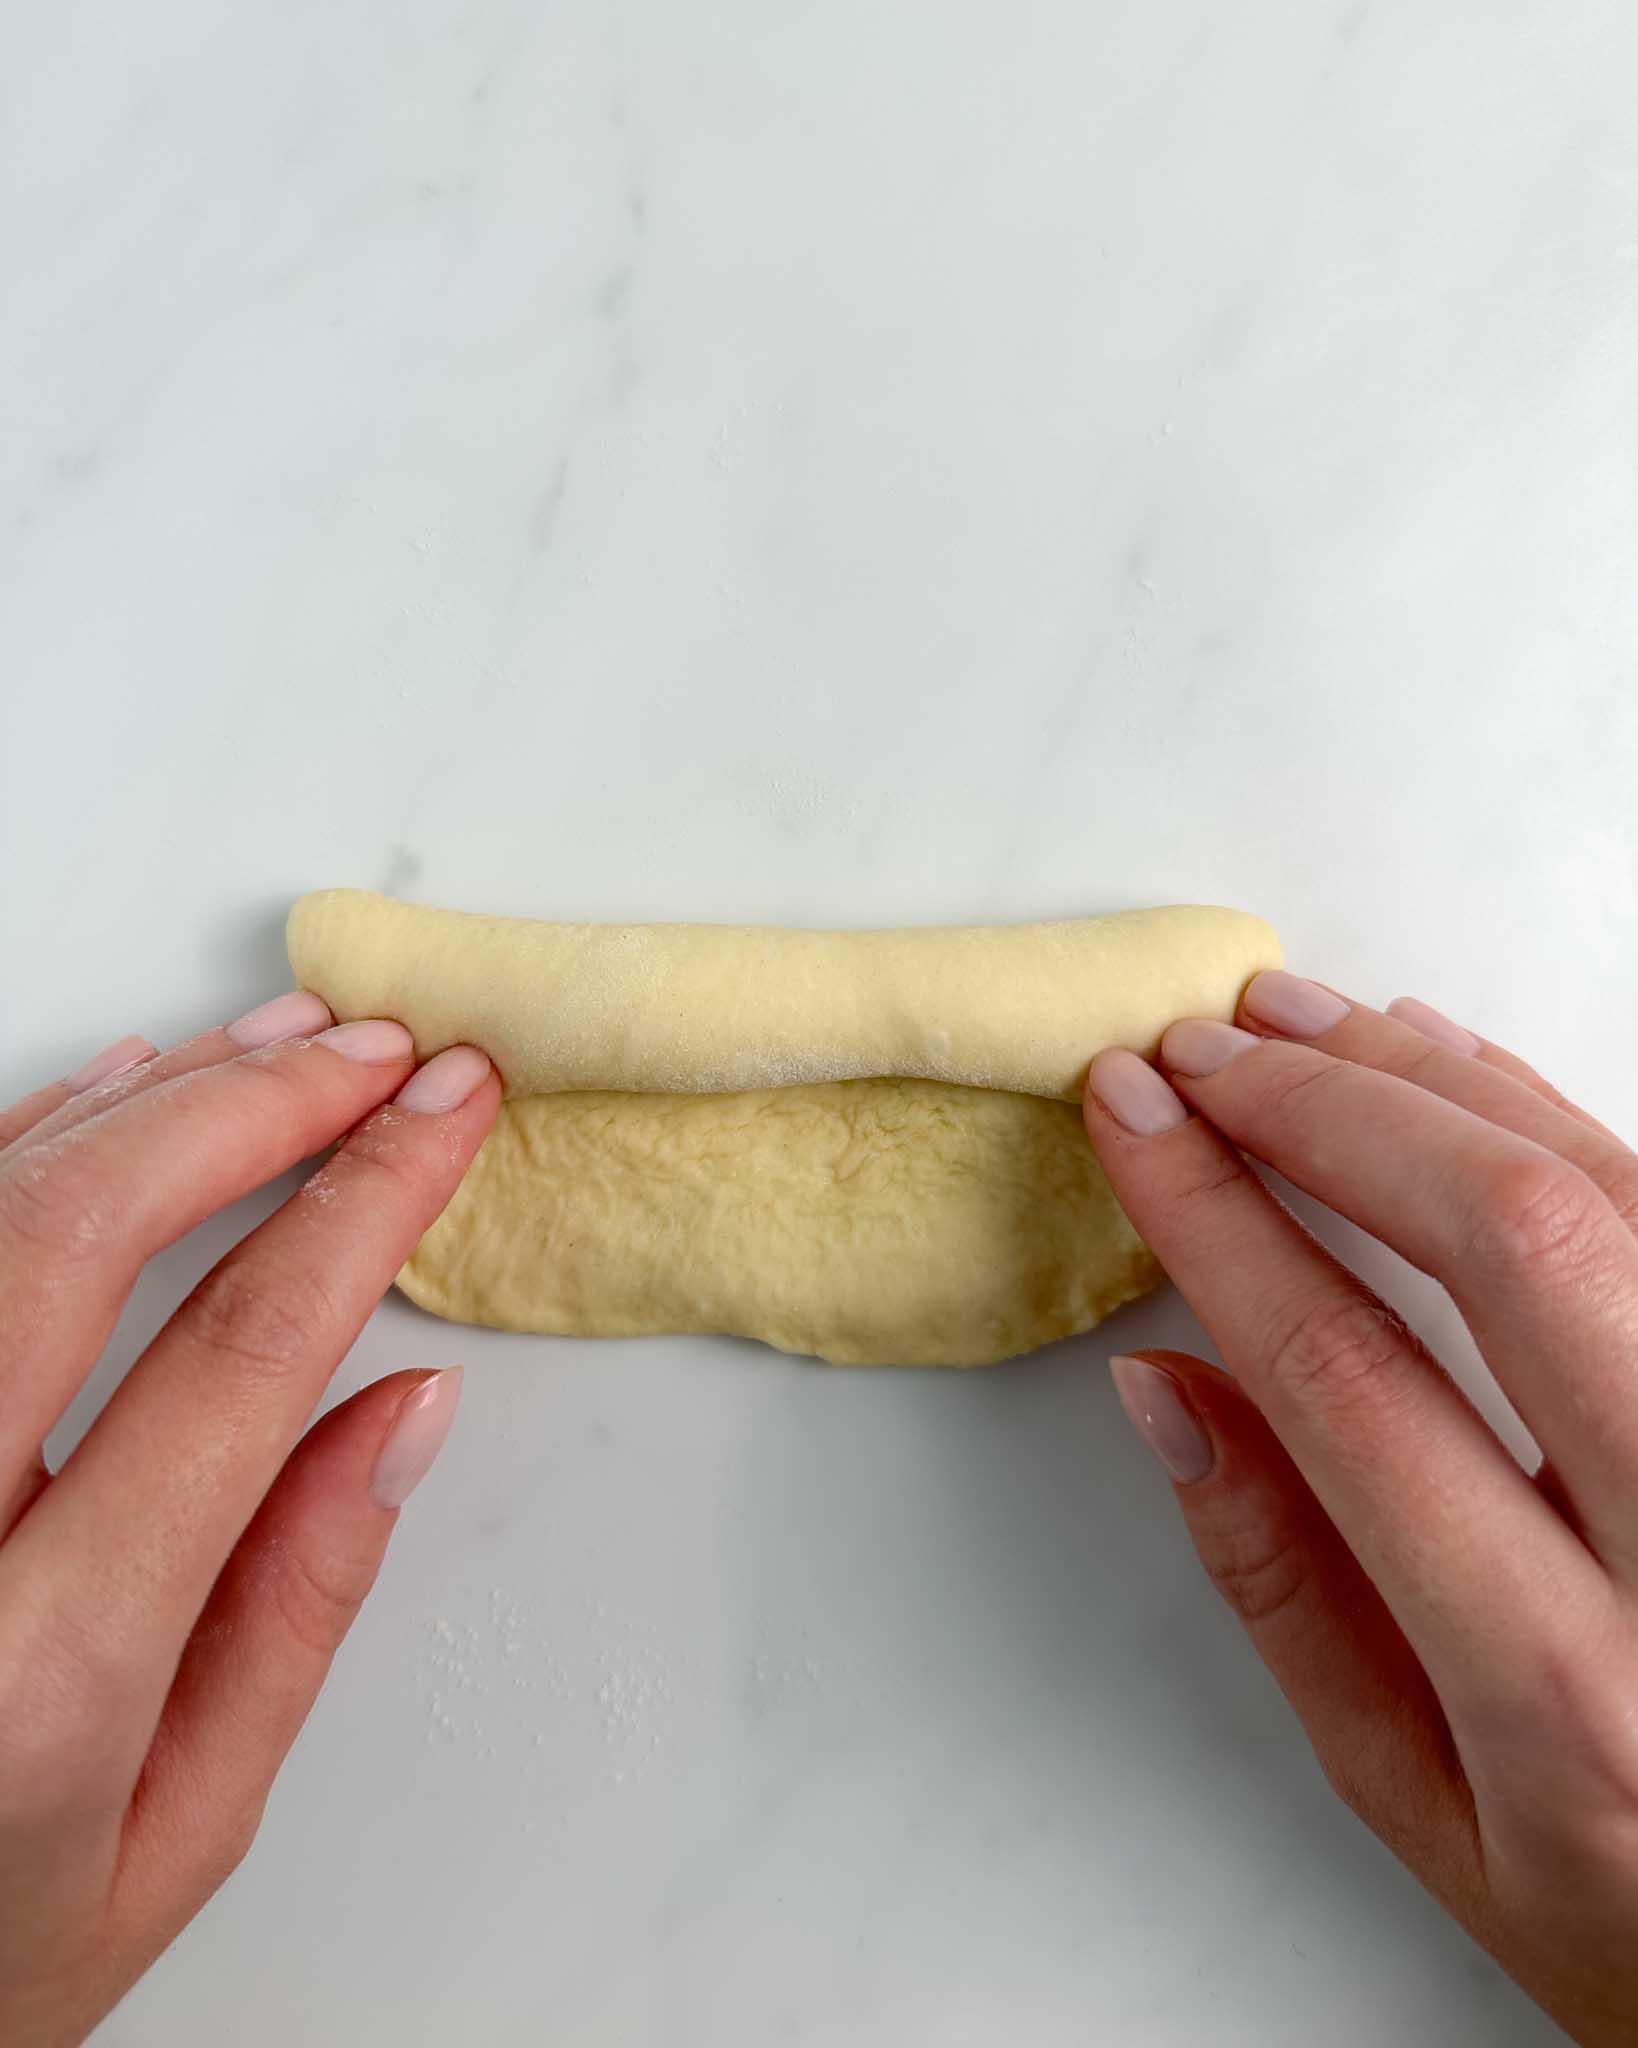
1387,996,1481,1057
394,1045,492,1114
1087,1049,1189,1136
65,1033,155,1094
1110,1355,1214,1485
316,1018,415,1064
226,990,333,1050
1162,1019,1262,1078
371,1366,463,1510
1243,970,1351,1038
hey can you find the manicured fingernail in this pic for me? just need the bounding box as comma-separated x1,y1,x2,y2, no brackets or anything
1387,996,1481,1057
1162,1019,1262,1077
64,1033,155,1094
316,1018,415,1064
226,990,333,1050
1087,1049,1189,1135
394,1045,492,1114
371,1366,463,1509
1110,1355,1214,1485
1243,970,1351,1038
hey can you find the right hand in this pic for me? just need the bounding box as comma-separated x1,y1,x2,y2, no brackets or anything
1084,970,1638,2046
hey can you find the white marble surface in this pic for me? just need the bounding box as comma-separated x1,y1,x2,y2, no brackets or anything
5,1,1637,2040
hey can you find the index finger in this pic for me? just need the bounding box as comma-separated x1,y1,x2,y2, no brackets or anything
3,1048,499,1726
1155,1014,1638,1579
1082,1051,1607,1719
0,1019,417,1496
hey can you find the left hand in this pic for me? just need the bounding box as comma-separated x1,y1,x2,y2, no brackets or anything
0,991,499,2045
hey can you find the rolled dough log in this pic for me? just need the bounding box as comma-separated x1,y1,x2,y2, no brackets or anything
287,892,1279,1365
287,890,1280,1102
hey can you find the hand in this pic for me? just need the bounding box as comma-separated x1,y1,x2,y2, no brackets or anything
1085,972,1638,2047
0,994,500,2046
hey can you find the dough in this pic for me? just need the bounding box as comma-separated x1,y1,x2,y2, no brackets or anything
400,1081,1158,1367
287,891,1279,1102
287,891,1280,1366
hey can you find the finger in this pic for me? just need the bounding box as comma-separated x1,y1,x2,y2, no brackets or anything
1109,1349,1485,1913
6,1050,496,1723
0,1018,417,1495
1237,973,1638,1231
1157,1016,1638,1574
1083,1054,1606,1715
7,992,333,1161
0,1452,49,1545
0,997,332,1539
1387,994,1625,1143
109,1369,461,1976
0,1034,156,1152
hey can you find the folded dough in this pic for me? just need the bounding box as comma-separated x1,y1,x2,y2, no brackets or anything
287,891,1279,1366
398,1080,1157,1367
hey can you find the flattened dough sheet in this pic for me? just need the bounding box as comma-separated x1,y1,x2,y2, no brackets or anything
288,892,1280,1365
401,1081,1159,1367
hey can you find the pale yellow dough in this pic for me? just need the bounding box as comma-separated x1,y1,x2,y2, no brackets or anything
288,891,1279,1102
401,1081,1158,1367
287,892,1280,1366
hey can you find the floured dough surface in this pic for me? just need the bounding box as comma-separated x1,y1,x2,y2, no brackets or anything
288,891,1280,1365
400,1079,1160,1367
289,890,1280,1102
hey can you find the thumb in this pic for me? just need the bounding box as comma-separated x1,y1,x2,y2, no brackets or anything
1109,1349,1481,1895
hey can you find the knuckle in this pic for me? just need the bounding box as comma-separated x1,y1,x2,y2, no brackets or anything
0,1705,79,1820
234,1043,322,1114
1159,1147,1247,1212
1204,1522,1311,1630
207,1796,268,1890
267,1537,377,1660
213,1045,336,1156
335,1129,423,1199
1472,1152,1608,1280
1529,1624,1638,1817
0,1622,140,1820
1377,1036,1451,1093
1470,1612,1638,1874
1316,1743,1394,1835
122,1729,267,1913
1518,1063,1591,1121
1261,1289,1414,1417
1597,1156,1638,1238
155,1783,269,1910
0,1109,37,1153
1256,1053,1352,1127
0,1146,126,1262
181,1260,332,1378
1312,1720,1465,1873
